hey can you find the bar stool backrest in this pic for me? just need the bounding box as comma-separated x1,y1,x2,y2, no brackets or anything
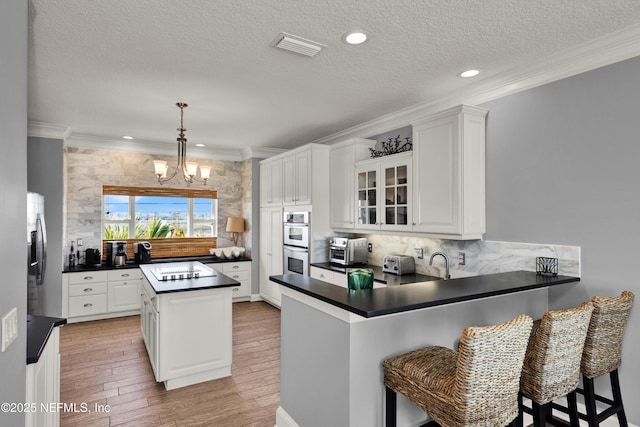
581,290,635,378
455,313,533,420
520,301,594,405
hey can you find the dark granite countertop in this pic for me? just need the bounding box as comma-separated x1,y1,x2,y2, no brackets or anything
63,255,251,273
140,261,240,294
270,270,580,318
311,262,440,285
27,315,66,364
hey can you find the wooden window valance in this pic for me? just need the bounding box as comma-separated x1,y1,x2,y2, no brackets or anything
103,185,217,199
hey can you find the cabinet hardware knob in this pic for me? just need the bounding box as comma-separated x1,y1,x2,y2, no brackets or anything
83,288,93,292
233,288,239,292
151,297,156,302
121,273,130,277
233,275,239,279
84,276,93,280
83,303,93,307
233,265,239,269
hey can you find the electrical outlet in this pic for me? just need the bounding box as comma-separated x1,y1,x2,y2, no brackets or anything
367,243,373,253
414,248,424,259
1,307,18,352
458,252,466,266
77,238,83,246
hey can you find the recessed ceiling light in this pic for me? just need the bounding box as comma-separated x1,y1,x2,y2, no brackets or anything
459,69,481,78
122,135,134,140
195,143,205,147
343,31,367,45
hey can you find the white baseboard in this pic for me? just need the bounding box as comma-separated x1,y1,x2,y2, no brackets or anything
275,406,299,427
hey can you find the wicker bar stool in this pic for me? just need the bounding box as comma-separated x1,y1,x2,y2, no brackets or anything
517,301,594,427
382,314,533,427
551,290,634,427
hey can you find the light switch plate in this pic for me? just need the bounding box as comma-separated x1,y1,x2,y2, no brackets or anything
1,307,18,352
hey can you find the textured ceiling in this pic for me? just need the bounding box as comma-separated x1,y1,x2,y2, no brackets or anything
28,0,640,156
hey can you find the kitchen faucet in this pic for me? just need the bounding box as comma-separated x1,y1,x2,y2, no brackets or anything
429,252,450,280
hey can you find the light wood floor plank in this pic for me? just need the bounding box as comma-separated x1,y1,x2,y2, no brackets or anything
60,301,280,426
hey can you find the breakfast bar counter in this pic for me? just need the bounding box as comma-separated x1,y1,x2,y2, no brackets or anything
271,271,580,427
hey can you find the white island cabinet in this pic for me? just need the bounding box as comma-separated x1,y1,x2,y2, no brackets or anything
139,262,235,390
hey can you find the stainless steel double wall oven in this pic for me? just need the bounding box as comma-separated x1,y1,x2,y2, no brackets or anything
283,211,310,275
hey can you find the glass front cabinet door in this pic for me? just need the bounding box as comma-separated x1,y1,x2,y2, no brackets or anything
355,152,412,231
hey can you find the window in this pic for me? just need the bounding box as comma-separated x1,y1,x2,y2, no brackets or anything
103,186,218,239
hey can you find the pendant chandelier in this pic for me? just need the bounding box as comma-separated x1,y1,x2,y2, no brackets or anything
153,102,211,185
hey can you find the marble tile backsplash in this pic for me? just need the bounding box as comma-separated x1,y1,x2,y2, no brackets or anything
363,234,580,279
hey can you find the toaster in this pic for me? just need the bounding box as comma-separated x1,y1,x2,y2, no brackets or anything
382,255,416,275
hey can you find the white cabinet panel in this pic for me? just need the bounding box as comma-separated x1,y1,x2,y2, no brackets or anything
330,139,376,229
260,159,283,207
260,206,283,307
283,149,312,206
26,327,60,427
108,280,140,312
411,105,487,239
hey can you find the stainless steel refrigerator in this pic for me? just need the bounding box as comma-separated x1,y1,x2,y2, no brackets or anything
27,192,47,315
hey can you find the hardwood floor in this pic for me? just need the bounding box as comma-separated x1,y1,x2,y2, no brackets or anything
59,301,281,427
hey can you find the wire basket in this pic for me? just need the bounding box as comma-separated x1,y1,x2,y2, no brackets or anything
536,257,558,276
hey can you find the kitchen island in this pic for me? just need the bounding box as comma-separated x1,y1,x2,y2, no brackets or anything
271,271,580,427
139,262,239,390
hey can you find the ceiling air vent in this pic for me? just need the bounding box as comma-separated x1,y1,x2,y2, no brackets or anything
271,32,326,57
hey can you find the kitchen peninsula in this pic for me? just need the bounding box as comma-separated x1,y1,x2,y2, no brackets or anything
271,271,580,427
139,261,239,390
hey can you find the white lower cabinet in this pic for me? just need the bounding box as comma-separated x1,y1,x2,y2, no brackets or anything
310,266,348,287
63,269,141,322
140,277,232,390
26,327,60,427
205,261,252,301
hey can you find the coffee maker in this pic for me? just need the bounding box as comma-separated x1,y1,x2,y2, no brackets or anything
106,241,128,266
134,241,152,264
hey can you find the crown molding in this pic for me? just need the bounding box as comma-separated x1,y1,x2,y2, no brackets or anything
311,23,640,146
27,121,72,140
241,146,288,160
66,133,244,161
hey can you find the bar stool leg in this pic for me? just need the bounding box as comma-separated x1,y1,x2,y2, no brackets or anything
385,386,397,427
532,401,547,427
610,370,628,427
515,394,524,427
567,390,579,427
583,376,599,427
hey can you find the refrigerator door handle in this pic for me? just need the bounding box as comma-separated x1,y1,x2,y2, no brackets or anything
30,230,38,266
36,214,47,285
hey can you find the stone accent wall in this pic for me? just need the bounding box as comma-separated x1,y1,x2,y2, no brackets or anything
64,146,248,258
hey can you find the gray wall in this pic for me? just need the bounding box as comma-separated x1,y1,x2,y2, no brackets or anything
481,56,640,422
28,137,65,317
0,0,28,425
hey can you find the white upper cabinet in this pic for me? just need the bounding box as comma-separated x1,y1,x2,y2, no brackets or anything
411,105,487,239
283,149,311,205
260,158,283,207
355,152,412,231
329,138,376,229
